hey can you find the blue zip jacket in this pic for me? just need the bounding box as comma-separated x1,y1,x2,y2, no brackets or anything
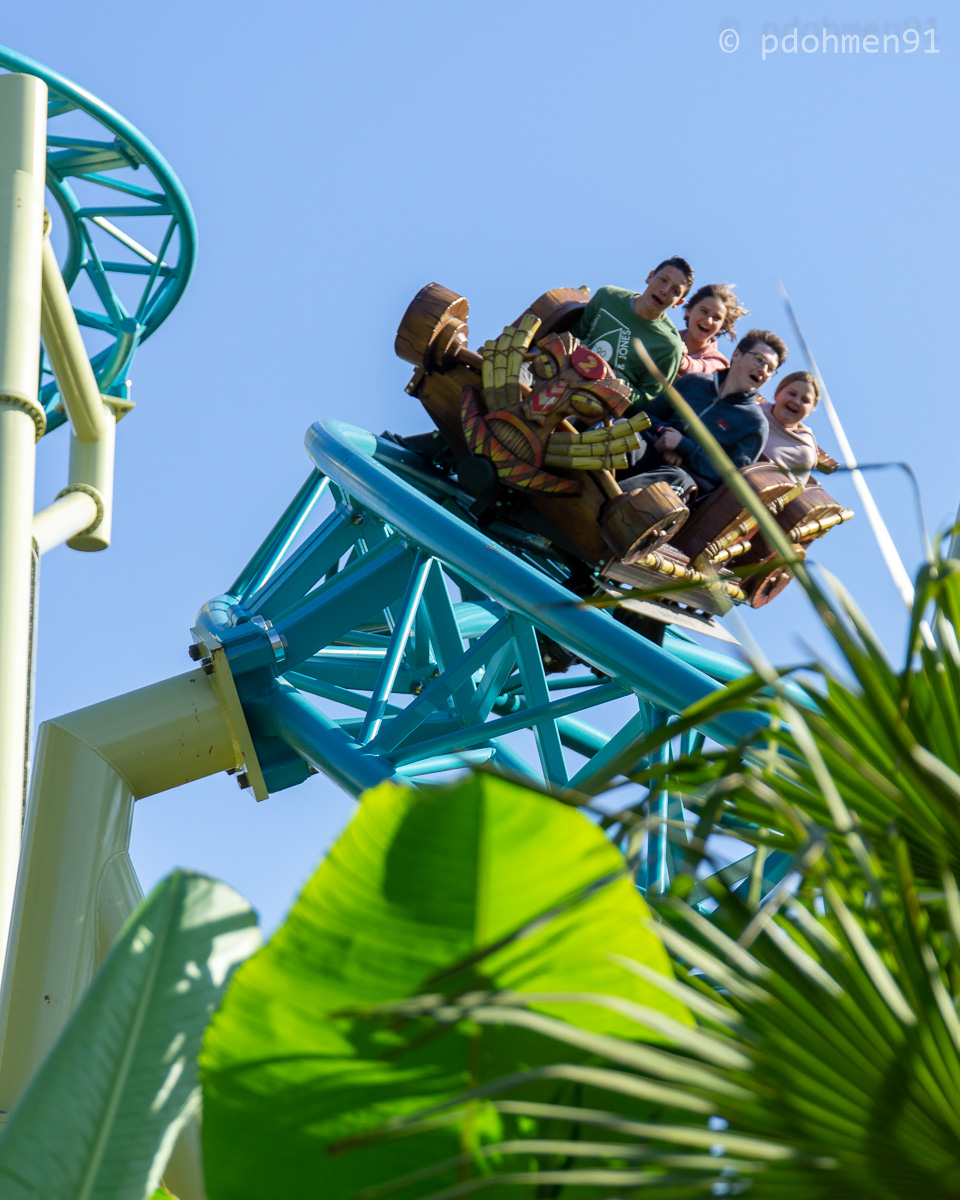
643,369,768,491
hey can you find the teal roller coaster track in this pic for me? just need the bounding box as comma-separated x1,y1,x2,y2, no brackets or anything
7,42,791,919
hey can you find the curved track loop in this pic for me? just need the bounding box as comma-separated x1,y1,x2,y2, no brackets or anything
200,422,792,900
0,46,196,431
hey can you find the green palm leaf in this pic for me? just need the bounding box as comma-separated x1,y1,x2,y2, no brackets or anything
611,561,960,891
201,773,692,1200
0,870,260,1200
355,840,960,1199
328,542,960,1198
649,858,960,1196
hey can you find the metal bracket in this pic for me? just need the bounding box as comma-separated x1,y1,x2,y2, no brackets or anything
190,625,269,801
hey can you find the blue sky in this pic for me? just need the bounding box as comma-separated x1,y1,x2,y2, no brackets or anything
5,0,956,929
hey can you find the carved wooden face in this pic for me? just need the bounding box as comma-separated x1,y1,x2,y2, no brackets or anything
522,332,633,426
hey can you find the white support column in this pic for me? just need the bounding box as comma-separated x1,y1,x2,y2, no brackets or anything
31,490,100,555
0,669,243,1108
0,73,47,983
0,668,246,1200
40,219,117,551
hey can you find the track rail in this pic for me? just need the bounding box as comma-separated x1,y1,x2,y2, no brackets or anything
194,421,792,896
0,46,196,430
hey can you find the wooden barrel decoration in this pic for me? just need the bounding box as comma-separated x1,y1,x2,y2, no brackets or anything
747,560,800,608
671,463,802,563
395,283,471,372
600,483,689,563
512,287,590,342
778,486,846,540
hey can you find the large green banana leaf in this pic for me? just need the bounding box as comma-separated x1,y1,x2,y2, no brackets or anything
310,558,960,1200
0,870,260,1200
202,773,690,1199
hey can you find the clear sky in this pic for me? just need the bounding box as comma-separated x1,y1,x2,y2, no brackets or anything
4,0,956,930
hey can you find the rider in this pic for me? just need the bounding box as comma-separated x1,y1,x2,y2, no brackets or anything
760,370,838,485
677,283,748,377
618,329,789,503
569,257,694,414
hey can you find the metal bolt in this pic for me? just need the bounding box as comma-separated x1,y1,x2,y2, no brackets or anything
411,680,424,695
236,772,250,789
201,657,214,675
350,512,364,526
187,643,202,661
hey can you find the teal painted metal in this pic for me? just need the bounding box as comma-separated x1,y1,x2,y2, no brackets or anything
229,472,329,599
301,422,764,744
359,553,432,744
0,46,197,431
248,684,402,796
197,420,780,902
0,47,800,920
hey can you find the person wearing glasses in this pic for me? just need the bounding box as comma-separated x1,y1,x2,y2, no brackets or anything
617,329,788,503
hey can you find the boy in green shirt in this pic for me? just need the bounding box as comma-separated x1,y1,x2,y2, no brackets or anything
569,257,693,414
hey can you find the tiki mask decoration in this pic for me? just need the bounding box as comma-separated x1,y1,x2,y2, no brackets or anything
461,316,648,495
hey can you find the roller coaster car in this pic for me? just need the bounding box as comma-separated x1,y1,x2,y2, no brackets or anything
395,283,853,639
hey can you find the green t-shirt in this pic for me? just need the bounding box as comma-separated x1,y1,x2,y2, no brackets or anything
570,285,683,413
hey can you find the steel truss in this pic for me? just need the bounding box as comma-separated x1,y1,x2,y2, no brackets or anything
195,421,794,902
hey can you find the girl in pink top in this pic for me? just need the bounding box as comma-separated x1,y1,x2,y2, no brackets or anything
677,283,748,377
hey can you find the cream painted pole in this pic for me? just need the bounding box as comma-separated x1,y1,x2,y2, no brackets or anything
40,222,117,551
0,668,242,1108
65,412,115,550
0,73,47,984
0,719,138,1109
39,229,109,443
0,670,243,1200
31,490,100,555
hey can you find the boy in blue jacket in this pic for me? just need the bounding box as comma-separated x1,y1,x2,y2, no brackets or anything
619,328,788,502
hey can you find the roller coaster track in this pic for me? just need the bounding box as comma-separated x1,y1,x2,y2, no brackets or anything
0,51,802,1200
0,51,199,1171
0,45,790,960
196,421,796,900
0,50,195,957
0,45,196,428
0,45,793,907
